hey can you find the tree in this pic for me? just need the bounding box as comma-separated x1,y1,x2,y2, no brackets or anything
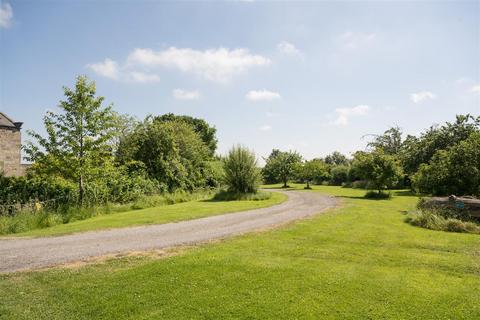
413,131,480,196
324,151,349,166
116,118,210,192
154,113,217,156
24,75,116,205
400,114,480,175
297,159,330,189
263,151,302,188
223,145,260,193
367,126,403,155
352,150,403,194
261,149,282,184
330,165,350,185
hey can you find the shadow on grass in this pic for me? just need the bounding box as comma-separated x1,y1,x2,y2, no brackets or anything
338,195,392,201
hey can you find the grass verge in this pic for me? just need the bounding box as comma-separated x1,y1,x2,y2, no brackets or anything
1,186,479,319
4,191,286,238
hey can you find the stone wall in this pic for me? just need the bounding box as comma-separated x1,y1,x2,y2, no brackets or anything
0,127,23,177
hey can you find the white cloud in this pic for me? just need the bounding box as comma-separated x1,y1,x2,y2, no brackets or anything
410,91,436,103
127,72,159,83
86,58,120,80
277,41,301,56
259,125,272,131
471,85,480,93
0,2,13,28
337,31,376,50
127,47,271,82
246,90,281,102
87,58,159,83
333,105,370,126
173,89,200,100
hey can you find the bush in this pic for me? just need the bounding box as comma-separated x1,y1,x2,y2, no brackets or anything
351,180,370,189
223,145,261,194
330,165,350,185
212,190,271,201
364,191,392,199
406,209,480,234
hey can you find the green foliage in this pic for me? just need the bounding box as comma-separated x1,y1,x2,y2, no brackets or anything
400,114,480,175
223,145,260,193
329,165,350,185
154,113,217,156
262,150,302,187
0,175,76,212
297,159,330,188
324,151,349,165
352,149,403,193
117,118,211,192
412,131,480,196
260,149,282,184
24,75,117,205
367,126,403,155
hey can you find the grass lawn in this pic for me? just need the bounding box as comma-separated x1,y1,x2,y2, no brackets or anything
7,192,287,238
1,186,479,319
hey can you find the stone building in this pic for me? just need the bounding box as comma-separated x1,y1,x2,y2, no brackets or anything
0,112,26,177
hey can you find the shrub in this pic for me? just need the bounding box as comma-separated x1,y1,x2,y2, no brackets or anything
406,209,480,234
330,165,350,185
212,190,271,201
223,145,260,194
364,190,391,199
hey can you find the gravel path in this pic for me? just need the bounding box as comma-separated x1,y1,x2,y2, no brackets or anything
0,190,337,273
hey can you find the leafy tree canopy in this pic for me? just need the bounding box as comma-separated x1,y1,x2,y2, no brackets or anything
154,113,217,157
352,149,403,193
324,151,349,166
117,118,211,192
24,75,116,204
262,150,302,187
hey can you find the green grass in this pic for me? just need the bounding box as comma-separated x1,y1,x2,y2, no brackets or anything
1,185,479,319
6,192,286,238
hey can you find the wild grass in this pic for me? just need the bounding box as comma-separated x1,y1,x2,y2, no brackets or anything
0,189,215,235
212,190,272,201
406,209,480,234
364,190,392,199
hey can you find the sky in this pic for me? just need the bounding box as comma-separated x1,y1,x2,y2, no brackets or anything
1,0,479,163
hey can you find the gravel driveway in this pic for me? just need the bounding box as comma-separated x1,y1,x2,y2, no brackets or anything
0,190,337,273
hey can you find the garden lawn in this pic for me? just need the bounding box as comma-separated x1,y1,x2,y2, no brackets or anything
7,192,286,238
1,186,479,319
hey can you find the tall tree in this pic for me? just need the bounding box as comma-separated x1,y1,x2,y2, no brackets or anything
324,151,349,166
367,126,403,155
24,76,115,205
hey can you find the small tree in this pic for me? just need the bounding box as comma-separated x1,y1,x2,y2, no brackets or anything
24,75,116,205
297,159,330,189
352,150,402,195
263,151,302,188
223,145,260,194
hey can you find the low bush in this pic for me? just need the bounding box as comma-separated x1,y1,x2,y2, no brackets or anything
406,209,480,234
364,191,392,199
212,190,271,201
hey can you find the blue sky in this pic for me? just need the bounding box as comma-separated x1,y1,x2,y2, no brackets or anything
1,0,479,162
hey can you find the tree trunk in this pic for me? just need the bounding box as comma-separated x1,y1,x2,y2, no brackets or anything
79,174,84,206
283,179,288,188
306,180,310,189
